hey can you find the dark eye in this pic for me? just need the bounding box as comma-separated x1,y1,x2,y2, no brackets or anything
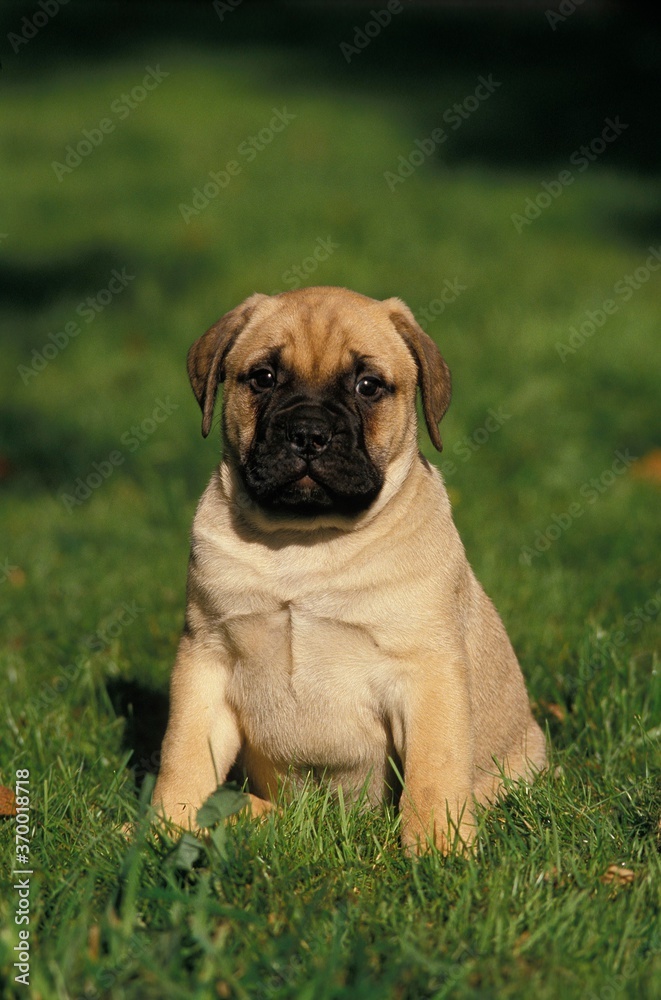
249,368,275,392
356,376,383,398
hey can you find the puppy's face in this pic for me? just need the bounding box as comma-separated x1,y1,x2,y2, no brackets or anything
187,287,451,519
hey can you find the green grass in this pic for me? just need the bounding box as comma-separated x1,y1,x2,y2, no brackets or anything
1,8,660,998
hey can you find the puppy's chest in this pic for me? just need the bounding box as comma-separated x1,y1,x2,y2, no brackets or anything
223,597,393,765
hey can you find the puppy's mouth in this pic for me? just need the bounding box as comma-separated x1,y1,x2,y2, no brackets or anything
284,468,344,511
242,457,382,518
268,463,344,513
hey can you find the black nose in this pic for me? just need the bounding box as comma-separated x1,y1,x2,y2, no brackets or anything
286,413,332,458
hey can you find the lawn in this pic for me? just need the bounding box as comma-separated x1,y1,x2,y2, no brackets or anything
0,3,660,998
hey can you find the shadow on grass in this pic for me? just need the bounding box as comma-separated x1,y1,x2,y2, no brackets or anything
107,678,247,795
107,678,169,790
0,406,139,492
0,245,131,310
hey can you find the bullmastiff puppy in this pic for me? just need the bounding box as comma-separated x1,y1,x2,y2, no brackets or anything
152,286,546,852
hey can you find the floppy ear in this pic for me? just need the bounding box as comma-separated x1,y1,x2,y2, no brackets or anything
187,293,268,437
384,298,452,452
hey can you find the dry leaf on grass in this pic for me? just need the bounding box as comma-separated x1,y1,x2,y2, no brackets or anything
600,864,635,886
0,785,17,817
630,449,661,484
543,866,568,888
9,567,26,587
539,701,566,722
87,924,101,961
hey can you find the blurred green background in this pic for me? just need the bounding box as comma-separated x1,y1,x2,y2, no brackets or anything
1,2,660,997
2,0,659,664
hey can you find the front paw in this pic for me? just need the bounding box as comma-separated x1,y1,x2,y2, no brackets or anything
401,808,475,856
245,793,276,818
152,781,202,832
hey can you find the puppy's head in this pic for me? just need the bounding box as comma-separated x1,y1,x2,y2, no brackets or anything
187,287,451,519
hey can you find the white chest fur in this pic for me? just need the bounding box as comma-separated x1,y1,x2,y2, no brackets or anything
191,518,421,775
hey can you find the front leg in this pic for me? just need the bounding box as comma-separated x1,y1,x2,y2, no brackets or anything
152,633,271,829
398,658,475,854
